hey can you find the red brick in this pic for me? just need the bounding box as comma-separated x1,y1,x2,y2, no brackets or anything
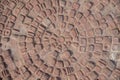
23,71,31,80
8,1,16,9
46,9,52,16
7,62,16,70
53,68,61,76
9,14,16,22
79,46,86,52
34,59,44,67
40,64,48,71
76,70,84,78
28,65,37,73
88,37,95,44
44,0,52,8
103,43,111,51
98,59,106,68
97,74,108,80
26,3,33,11
80,38,87,46
94,28,103,36
28,75,35,80
41,73,50,80
46,66,53,74
96,3,104,11
49,15,56,22
86,61,96,70
10,70,19,79
0,4,4,12
94,12,102,20
112,28,119,35
72,2,80,10
52,0,59,7
2,29,11,36
20,7,29,15
107,60,116,70
6,21,14,29
81,67,90,75
112,44,120,51
0,23,4,30
56,60,64,68
69,74,77,80
103,36,112,43
102,67,112,76
0,15,7,23
88,71,98,80
12,8,21,16
28,50,39,60
69,9,76,18
19,42,26,48
2,8,11,16
35,70,43,77
0,63,5,72
94,43,103,51
24,16,33,24
75,12,83,20
94,65,101,72
88,44,94,51
63,60,70,67
70,28,78,40
1,0,9,6
95,37,103,43
87,29,95,37
36,0,44,3
84,10,91,17
85,1,93,9
59,0,66,7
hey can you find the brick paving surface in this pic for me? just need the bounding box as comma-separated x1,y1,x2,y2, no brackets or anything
0,0,120,80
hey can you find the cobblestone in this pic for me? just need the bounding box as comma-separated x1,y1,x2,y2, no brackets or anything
0,0,120,80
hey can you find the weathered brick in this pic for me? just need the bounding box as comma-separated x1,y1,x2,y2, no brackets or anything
72,2,80,10
88,37,95,44
88,44,94,51
69,74,77,80
86,61,96,70
26,3,33,11
8,1,16,9
2,29,11,36
46,66,53,74
6,21,14,29
45,9,52,17
97,74,108,80
2,8,11,16
112,44,120,51
12,8,21,16
94,43,103,51
59,0,66,7
102,67,112,76
94,65,101,72
88,71,98,80
94,28,103,36
0,4,4,12
20,7,29,15
9,14,16,22
95,37,103,43
0,15,7,23
24,16,33,24
0,23,4,30
75,12,83,20
69,9,76,18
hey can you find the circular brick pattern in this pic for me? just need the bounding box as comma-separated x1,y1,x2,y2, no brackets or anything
0,0,120,80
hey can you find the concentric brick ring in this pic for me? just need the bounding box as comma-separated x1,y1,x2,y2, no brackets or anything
0,0,120,80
